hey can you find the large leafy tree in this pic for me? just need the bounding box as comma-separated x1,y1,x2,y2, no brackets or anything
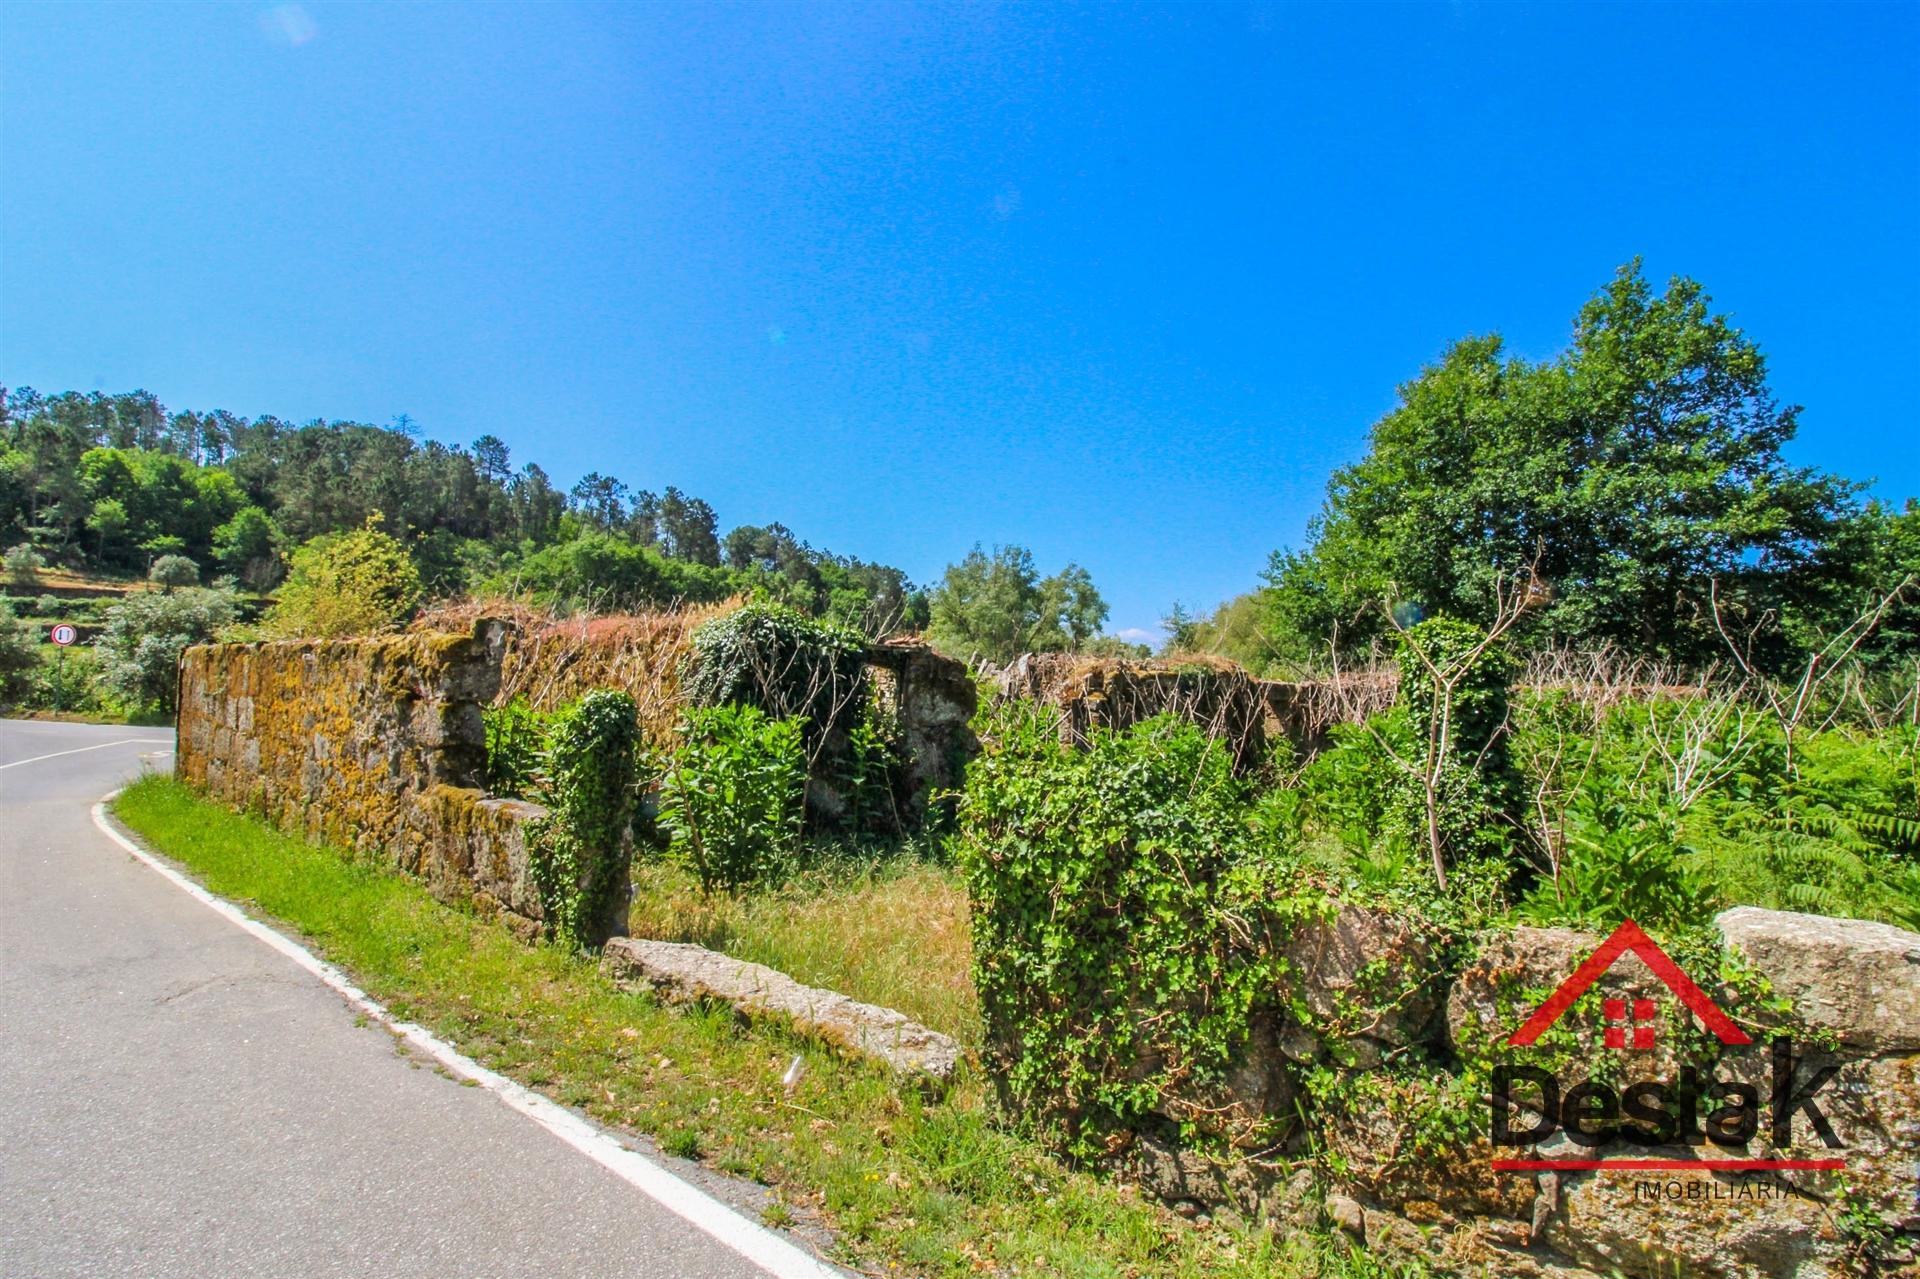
927,544,1110,665
1265,263,1861,666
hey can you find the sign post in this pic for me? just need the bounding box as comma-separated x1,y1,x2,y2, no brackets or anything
48,623,76,712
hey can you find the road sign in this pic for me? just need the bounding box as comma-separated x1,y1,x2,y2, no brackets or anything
49,623,77,646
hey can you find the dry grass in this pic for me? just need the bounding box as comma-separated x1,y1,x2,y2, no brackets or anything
415,594,743,745
626,854,980,1044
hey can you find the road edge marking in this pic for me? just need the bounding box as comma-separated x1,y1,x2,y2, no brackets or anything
91,791,846,1279
1,738,173,770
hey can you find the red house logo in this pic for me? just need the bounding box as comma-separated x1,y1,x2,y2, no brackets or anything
1507,920,1750,1050
1489,920,1846,1174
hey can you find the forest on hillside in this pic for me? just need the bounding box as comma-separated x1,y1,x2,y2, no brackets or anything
2,263,1916,719
0,385,931,630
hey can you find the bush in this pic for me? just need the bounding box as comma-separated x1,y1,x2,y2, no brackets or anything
30,644,104,714
148,555,201,590
96,586,239,713
526,690,640,947
0,600,38,704
261,519,421,639
954,705,1315,1157
5,543,44,587
683,603,869,750
658,703,806,893
482,697,556,800
34,594,61,616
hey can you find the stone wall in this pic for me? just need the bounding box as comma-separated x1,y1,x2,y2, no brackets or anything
865,636,979,813
175,619,560,936
478,605,978,821
992,653,1395,768
1101,905,1920,1278
174,613,975,928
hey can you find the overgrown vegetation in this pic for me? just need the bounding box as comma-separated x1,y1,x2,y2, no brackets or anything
955,584,1919,1192
524,690,641,948
956,704,1321,1158
682,602,869,757
658,703,808,893
110,774,1425,1279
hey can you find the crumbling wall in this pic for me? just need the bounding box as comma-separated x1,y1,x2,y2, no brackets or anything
1079,906,1920,1279
174,619,557,935
866,636,979,813
175,611,977,929
438,601,979,820
992,653,1392,769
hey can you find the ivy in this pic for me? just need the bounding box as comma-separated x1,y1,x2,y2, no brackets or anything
682,602,868,752
954,703,1322,1159
524,690,641,948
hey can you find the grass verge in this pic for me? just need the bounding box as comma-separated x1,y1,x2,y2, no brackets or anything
627,856,979,1045
111,774,1419,1279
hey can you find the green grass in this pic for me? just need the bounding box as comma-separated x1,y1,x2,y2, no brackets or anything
112,774,1416,1279
628,855,980,1044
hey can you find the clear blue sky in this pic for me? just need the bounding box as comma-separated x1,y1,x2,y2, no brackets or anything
4,2,1916,640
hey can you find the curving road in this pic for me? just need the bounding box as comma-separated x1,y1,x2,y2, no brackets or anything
0,719,838,1278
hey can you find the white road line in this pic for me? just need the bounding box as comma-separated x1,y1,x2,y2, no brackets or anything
90,793,846,1279
0,739,174,770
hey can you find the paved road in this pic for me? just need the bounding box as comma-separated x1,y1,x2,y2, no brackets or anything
0,719,818,1278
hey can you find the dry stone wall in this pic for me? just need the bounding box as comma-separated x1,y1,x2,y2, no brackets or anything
1098,905,1920,1279
175,614,976,934
992,652,1396,768
175,619,558,935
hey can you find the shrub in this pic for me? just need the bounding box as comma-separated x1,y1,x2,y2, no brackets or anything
31,644,102,714
148,555,201,590
0,600,38,704
260,518,421,639
526,690,640,947
482,697,556,800
34,594,61,616
954,704,1316,1157
838,702,905,834
96,586,239,713
1393,616,1521,883
4,543,44,587
658,703,806,893
683,603,868,752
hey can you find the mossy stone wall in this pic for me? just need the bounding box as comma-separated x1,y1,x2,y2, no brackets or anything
175,618,552,933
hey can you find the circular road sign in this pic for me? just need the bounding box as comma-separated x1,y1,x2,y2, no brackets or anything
49,623,78,646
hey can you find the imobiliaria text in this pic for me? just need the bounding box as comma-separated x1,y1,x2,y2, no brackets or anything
1489,921,1846,1175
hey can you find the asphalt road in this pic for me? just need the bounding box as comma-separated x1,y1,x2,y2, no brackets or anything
0,718,830,1278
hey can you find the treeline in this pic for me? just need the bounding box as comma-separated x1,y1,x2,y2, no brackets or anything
0,389,926,631
1171,262,1919,676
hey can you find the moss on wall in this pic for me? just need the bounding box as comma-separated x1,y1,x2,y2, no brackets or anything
175,618,553,929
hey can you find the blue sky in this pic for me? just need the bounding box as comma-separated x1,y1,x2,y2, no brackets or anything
3,2,1916,640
